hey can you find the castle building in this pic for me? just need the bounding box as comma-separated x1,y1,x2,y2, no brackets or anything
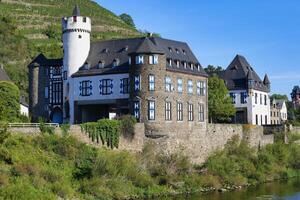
28,6,208,136
291,86,300,109
220,55,271,125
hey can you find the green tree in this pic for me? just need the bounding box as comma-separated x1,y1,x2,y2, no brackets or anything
208,75,235,123
119,13,135,28
271,94,288,101
204,65,223,76
0,81,20,122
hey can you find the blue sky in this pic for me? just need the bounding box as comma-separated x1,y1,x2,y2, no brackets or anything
96,0,300,98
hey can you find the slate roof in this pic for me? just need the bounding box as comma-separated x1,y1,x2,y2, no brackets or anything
72,37,207,77
20,96,28,107
73,5,80,16
28,53,62,67
0,66,11,81
276,99,285,110
219,55,270,92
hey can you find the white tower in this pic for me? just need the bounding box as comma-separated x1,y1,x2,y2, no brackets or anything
62,5,91,123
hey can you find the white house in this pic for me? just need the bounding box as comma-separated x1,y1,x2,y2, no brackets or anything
220,55,271,125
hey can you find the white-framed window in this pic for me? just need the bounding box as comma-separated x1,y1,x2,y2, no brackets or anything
99,79,113,95
134,75,141,92
120,78,129,94
133,101,140,120
149,55,159,65
188,103,194,121
190,63,194,70
177,78,183,93
183,62,187,69
80,80,92,96
128,57,132,65
135,55,144,64
241,92,247,104
198,103,204,122
187,80,193,94
165,101,172,121
229,93,236,104
148,100,155,120
165,76,172,92
197,81,206,96
177,102,183,121
149,74,155,91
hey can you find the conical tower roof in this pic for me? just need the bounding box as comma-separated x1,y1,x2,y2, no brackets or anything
73,5,80,16
263,74,270,85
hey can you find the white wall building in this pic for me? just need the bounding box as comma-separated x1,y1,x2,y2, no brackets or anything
220,55,271,125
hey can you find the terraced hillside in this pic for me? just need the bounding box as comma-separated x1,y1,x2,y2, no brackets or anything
0,0,141,98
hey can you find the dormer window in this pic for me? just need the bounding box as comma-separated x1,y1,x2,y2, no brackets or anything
83,62,89,70
135,55,144,65
149,55,158,65
113,59,119,67
176,60,180,68
128,57,132,65
190,63,194,70
182,49,186,55
183,62,187,69
175,48,179,54
167,59,172,67
98,61,104,69
168,47,172,52
102,48,109,53
124,46,128,51
197,64,201,71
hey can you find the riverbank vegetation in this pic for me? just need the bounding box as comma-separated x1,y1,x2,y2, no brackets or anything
0,130,299,199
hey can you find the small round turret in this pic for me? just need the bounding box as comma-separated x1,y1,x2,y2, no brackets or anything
62,5,91,77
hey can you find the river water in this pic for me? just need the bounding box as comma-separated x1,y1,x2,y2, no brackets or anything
158,179,300,200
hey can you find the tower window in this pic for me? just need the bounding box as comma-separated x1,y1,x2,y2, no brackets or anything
177,78,183,93
149,55,158,65
78,35,82,39
73,16,77,22
135,55,144,65
83,17,87,22
197,81,206,96
148,100,155,120
148,74,155,91
134,75,141,92
133,101,140,120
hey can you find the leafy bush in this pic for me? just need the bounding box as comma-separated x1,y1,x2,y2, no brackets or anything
0,81,20,122
119,115,137,139
60,124,70,137
39,118,55,135
81,119,120,149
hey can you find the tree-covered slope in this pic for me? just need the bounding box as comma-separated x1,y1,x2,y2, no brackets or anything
0,0,141,98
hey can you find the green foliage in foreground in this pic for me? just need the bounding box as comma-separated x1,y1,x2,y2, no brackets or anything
0,131,299,199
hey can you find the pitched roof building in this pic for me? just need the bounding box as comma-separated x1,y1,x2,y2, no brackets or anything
220,55,271,125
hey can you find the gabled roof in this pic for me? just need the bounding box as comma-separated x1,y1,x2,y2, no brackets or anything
28,53,62,67
276,99,285,110
220,54,270,92
134,37,164,54
0,66,11,81
73,5,80,16
73,36,207,77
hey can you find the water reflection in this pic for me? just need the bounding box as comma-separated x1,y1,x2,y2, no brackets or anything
157,179,300,200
